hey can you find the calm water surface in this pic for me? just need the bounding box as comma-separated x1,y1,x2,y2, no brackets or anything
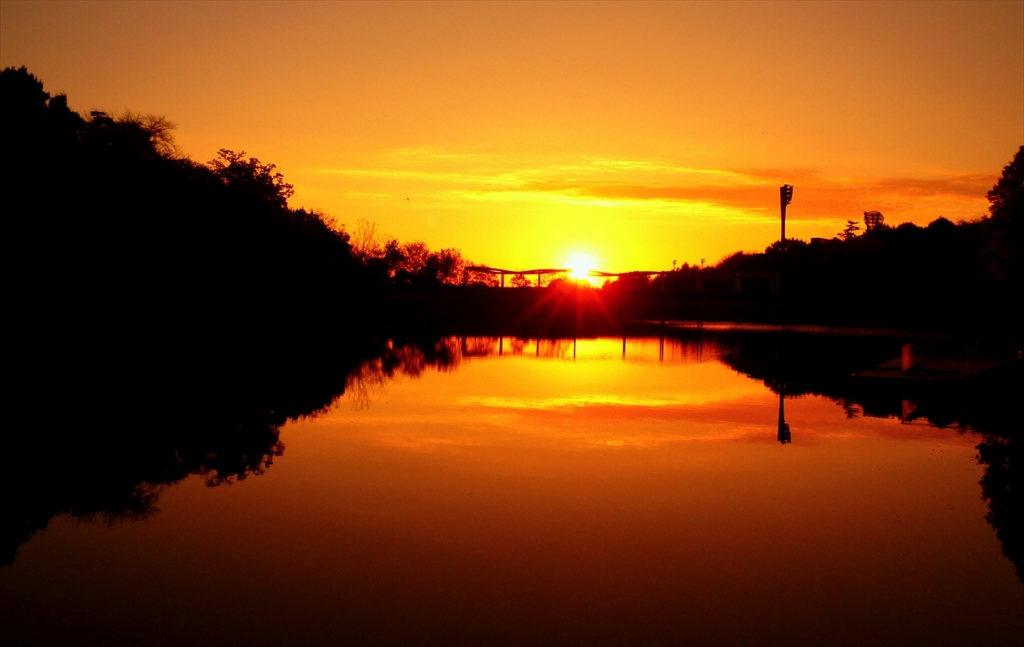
2,337,1021,646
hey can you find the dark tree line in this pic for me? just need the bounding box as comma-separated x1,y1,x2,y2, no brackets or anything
2,67,362,363
1,67,478,354
348,219,470,288
720,216,990,305
592,149,1023,333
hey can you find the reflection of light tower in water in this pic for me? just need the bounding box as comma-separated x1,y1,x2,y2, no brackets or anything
777,391,792,445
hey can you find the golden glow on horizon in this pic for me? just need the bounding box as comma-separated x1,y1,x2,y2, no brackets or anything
1,2,1020,269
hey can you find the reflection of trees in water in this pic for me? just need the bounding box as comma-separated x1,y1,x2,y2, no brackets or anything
3,342,378,567
713,331,1023,584
345,336,582,408
345,339,461,408
3,419,288,566
5,335,535,565
977,435,1022,582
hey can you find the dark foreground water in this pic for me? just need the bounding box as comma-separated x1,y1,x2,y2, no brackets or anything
2,336,1021,646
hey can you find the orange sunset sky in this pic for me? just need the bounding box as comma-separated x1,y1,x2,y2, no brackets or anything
2,1,1022,271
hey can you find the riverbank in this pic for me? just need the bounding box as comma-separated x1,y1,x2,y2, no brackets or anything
362,285,1021,340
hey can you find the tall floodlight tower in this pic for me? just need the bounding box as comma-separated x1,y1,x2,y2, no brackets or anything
780,184,794,242
864,211,884,231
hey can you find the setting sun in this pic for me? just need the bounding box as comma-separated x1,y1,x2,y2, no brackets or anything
567,253,596,283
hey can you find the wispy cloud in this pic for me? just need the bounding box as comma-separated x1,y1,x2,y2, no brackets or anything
311,151,995,223
318,167,521,186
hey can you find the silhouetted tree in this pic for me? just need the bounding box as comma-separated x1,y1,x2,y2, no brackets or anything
207,148,294,209
422,248,466,285
840,219,861,240
350,218,382,260
400,241,430,276
985,146,1024,284
117,111,179,157
466,267,500,287
765,239,806,254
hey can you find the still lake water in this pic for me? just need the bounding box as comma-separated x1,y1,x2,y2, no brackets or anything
2,336,1022,646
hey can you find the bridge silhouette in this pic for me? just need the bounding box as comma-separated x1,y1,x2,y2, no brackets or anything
463,265,779,294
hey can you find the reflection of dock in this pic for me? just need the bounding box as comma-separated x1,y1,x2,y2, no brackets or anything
853,343,1021,384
